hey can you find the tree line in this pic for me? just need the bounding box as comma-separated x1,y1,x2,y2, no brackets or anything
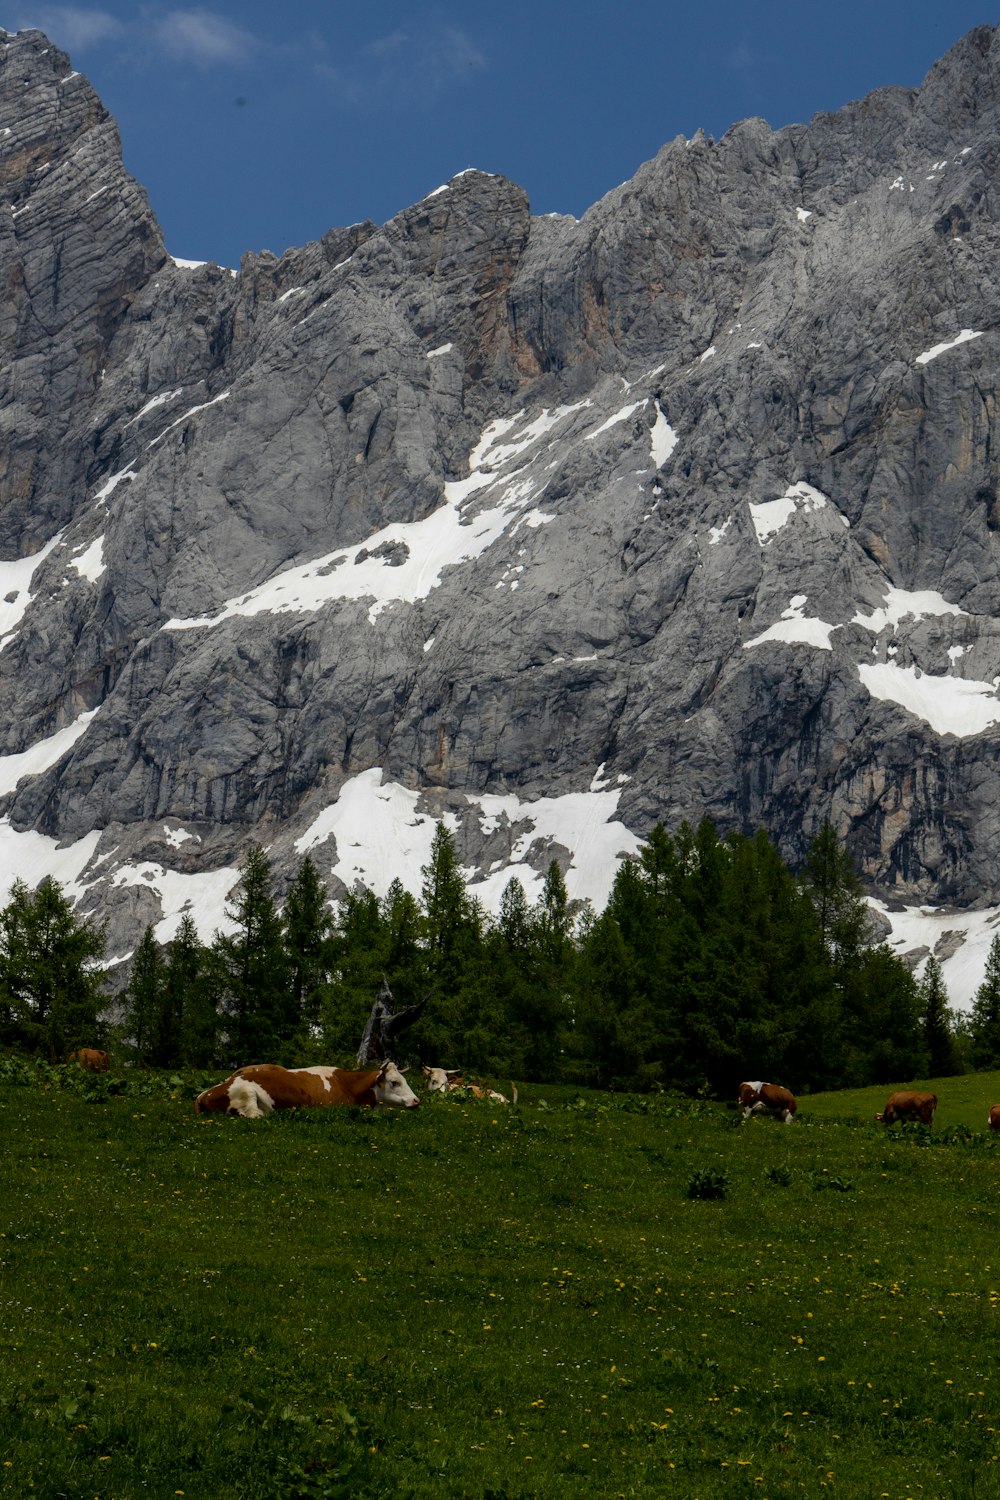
2,818,998,1095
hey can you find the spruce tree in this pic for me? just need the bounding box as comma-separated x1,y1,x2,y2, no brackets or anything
124,925,167,1063
421,823,481,987
970,934,1000,1069
214,845,292,1064
921,955,960,1077
802,822,872,963
283,854,334,1042
169,914,217,1066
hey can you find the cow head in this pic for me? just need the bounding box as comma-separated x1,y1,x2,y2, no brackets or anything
421,1065,460,1093
194,1080,235,1114
375,1060,420,1108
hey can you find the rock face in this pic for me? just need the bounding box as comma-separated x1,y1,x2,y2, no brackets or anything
4,24,1000,986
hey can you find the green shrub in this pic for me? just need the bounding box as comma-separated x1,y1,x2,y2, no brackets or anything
686,1167,729,1199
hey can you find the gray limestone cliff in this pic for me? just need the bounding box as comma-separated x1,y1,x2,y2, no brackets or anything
3,24,1000,982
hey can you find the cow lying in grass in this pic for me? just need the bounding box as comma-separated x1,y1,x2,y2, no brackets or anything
875,1090,937,1126
67,1048,109,1073
421,1066,515,1103
738,1080,796,1124
194,1061,420,1117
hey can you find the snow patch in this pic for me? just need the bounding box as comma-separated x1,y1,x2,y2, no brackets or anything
69,536,105,583
744,596,839,651
147,391,230,449
916,329,983,366
584,400,646,442
649,403,678,468
162,407,570,631
0,711,96,797
858,662,1000,736
0,532,63,651
163,825,199,849
127,389,184,427
873,899,1000,1011
295,767,642,913
852,586,965,634
93,466,135,505
111,861,240,945
750,482,829,544
0,819,101,908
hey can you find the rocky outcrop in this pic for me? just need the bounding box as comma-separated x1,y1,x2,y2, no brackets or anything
4,24,1000,993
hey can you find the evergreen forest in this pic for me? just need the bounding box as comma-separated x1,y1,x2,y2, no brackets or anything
1,819,995,1096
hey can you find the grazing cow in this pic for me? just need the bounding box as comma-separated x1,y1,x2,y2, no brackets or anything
194,1061,420,1118
738,1080,796,1124
421,1065,514,1104
875,1090,937,1127
989,1105,1000,1132
67,1048,109,1073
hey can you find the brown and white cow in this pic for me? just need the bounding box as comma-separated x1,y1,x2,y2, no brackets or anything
194,1061,420,1118
67,1048,109,1073
738,1080,796,1124
421,1065,513,1104
989,1104,1000,1132
875,1090,937,1126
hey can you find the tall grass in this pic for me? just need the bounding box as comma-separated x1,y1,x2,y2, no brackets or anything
2,1069,1000,1497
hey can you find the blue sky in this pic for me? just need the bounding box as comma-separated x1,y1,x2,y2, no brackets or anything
4,2,997,265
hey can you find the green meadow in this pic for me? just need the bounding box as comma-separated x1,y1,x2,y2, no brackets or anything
3,1068,1000,1499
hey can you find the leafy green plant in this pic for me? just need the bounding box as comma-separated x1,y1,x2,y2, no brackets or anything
686,1167,729,1199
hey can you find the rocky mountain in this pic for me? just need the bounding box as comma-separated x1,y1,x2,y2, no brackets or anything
3,24,1000,1000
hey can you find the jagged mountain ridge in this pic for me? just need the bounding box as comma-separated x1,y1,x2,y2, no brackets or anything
2,25,1000,998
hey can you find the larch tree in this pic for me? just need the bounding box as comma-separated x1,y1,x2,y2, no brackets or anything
0,877,108,1060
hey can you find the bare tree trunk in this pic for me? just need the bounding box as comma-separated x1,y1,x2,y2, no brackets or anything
356,975,429,1065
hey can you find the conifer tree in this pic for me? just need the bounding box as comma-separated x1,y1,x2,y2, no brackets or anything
283,854,334,1041
0,877,107,1059
802,822,872,963
169,914,217,1066
214,845,292,1064
970,934,1000,1069
124,924,167,1063
421,823,482,988
921,955,960,1077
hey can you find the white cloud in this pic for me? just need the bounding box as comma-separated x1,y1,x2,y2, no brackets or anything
150,9,258,68
10,5,122,50
318,22,486,106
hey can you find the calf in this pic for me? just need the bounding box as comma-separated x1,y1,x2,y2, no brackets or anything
421,1065,513,1103
67,1048,109,1073
875,1090,937,1127
738,1080,796,1124
988,1104,1000,1132
194,1061,420,1117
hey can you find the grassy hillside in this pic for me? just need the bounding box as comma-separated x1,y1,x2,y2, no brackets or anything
2,1069,1000,1498
803,1070,1000,1130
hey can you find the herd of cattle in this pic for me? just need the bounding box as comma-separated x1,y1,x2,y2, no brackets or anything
739,1080,944,1128
60,1051,999,1128
188,1061,517,1117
